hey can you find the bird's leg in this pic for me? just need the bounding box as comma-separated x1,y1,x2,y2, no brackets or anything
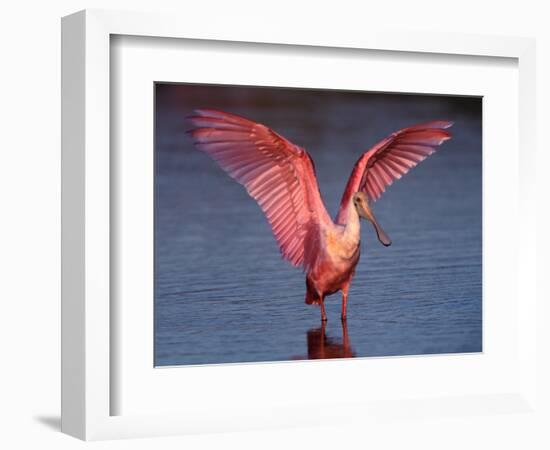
319,295,327,322
341,293,348,322
341,319,351,355
341,283,350,321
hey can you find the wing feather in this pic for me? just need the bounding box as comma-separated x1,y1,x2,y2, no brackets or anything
188,109,331,268
336,121,453,224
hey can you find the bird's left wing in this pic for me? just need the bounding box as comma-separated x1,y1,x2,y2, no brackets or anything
187,109,332,268
336,120,453,224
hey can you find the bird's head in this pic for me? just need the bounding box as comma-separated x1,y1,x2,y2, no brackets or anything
353,192,392,247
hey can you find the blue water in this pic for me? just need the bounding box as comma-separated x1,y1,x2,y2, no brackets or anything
154,84,482,366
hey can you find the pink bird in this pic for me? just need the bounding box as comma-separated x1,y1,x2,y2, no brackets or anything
188,110,452,322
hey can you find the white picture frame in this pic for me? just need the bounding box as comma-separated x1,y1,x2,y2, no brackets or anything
61,9,538,441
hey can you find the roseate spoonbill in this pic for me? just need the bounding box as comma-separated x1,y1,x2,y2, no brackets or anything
187,109,452,322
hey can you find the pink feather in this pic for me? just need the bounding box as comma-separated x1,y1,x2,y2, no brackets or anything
187,109,332,268
335,121,453,223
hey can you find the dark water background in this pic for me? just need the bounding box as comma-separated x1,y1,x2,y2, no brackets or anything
154,84,482,366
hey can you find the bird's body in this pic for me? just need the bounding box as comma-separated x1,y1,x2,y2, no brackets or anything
306,220,360,298
304,203,361,320
188,109,452,322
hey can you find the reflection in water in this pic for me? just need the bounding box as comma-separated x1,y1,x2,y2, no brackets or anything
300,321,355,360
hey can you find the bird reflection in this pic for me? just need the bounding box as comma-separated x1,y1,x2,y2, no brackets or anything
300,320,356,360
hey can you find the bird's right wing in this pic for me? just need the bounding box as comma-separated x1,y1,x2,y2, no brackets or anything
336,121,453,224
187,109,332,268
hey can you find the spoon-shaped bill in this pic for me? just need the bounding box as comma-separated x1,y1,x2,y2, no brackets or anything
370,214,392,247
356,199,392,247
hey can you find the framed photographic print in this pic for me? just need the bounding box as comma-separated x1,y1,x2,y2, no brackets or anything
61,9,538,441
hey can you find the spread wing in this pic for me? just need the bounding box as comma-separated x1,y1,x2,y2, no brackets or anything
336,121,453,224
187,109,332,267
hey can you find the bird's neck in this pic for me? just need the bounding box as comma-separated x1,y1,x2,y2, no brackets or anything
341,199,361,244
